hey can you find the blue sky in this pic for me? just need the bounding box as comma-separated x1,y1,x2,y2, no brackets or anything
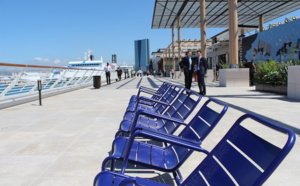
0,0,299,67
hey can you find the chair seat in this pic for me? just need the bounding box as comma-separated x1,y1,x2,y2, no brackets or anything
112,137,179,170
94,171,170,186
120,117,166,132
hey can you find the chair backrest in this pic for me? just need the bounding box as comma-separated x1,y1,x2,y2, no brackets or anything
163,98,228,169
154,85,182,114
181,114,296,186
151,82,171,101
164,89,200,117
159,90,202,134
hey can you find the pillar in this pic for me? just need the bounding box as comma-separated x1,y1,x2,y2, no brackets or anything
168,46,171,70
200,0,207,57
177,16,182,61
239,29,245,65
228,0,239,67
259,15,264,32
172,25,176,70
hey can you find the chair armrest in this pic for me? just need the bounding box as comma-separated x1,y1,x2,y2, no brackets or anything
138,89,161,96
133,129,205,150
127,97,170,113
136,86,161,97
137,96,169,105
132,127,200,145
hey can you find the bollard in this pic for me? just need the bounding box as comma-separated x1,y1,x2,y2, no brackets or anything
37,80,42,106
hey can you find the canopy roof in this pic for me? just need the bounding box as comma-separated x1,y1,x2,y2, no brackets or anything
152,0,300,29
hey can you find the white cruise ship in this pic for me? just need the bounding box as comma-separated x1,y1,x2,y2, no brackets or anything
67,49,117,71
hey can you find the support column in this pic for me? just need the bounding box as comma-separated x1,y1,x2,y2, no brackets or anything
239,29,245,65
163,51,166,71
172,25,176,70
228,0,239,67
259,15,264,32
168,46,171,70
200,0,207,57
177,16,182,61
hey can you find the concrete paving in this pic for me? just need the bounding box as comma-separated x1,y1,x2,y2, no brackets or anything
0,76,299,186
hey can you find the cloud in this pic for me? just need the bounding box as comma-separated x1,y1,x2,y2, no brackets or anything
34,57,50,62
30,57,67,67
53,59,61,64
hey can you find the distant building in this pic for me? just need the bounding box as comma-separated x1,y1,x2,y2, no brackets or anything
112,54,117,64
134,39,150,71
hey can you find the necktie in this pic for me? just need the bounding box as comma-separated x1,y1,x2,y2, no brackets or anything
189,57,192,70
198,57,201,69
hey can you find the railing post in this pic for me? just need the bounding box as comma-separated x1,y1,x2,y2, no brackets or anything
0,67,26,99
37,80,42,106
75,70,89,85
49,70,67,90
64,69,79,87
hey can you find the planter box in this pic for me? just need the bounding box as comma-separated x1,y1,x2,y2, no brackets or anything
255,84,287,95
219,68,249,87
288,66,300,100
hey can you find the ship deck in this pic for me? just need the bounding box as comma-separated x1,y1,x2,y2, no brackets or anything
0,76,299,185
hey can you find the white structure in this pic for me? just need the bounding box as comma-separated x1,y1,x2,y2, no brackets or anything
219,68,249,87
288,66,300,101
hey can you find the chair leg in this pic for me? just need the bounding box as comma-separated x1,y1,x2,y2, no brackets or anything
101,156,117,171
173,169,183,185
110,159,115,171
115,130,130,138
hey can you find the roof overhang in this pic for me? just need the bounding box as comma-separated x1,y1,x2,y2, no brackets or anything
152,0,300,29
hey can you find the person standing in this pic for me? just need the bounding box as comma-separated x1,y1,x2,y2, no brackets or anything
104,63,111,85
196,50,208,95
193,64,198,82
117,67,122,81
243,60,256,86
124,69,127,79
170,68,175,79
179,51,194,92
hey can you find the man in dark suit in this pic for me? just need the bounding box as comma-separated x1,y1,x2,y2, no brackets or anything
179,51,194,92
196,50,208,95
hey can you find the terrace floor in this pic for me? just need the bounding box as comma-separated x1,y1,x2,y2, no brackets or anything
0,76,299,185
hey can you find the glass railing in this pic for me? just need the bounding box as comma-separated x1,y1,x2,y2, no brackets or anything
0,63,117,100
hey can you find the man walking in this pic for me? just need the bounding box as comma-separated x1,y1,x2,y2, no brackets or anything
104,62,111,85
196,50,208,95
179,51,194,93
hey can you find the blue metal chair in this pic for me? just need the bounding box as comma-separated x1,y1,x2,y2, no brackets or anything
116,88,201,138
103,99,228,175
95,114,296,186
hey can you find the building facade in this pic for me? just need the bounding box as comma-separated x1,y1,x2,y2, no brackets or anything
151,40,211,72
134,39,150,71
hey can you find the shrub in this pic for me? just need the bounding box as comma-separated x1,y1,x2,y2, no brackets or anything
255,60,300,86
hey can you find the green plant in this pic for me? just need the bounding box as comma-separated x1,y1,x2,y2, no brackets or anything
220,62,230,69
254,60,300,86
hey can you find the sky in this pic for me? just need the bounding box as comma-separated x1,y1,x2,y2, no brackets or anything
0,0,299,67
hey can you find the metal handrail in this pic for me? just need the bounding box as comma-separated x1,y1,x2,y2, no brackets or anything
0,62,105,71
